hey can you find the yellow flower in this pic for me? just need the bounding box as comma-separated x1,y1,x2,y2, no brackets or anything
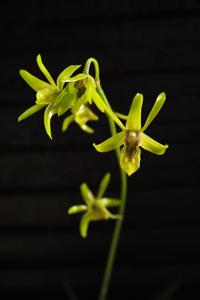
93,92,169,176
18,54,82,139
62,104,99,134
68,173,121,238
18,55,122,139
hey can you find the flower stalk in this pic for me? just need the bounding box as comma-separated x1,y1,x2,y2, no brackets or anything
95,84,128,300
84,57,128,300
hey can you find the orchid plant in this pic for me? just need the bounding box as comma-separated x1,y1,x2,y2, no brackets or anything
18,55,168,300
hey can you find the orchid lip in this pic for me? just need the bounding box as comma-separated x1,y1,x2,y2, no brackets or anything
124,130,140,160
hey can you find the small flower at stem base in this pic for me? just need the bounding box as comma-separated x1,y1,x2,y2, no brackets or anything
68,173,121,238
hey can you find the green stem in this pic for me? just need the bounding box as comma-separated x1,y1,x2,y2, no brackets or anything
84,57,100,82
84,58,128,300
96,83,127,300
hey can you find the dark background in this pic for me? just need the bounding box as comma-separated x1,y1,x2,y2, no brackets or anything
0,1,200,299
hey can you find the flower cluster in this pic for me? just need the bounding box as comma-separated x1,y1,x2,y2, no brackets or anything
18,55,109,138
19,55,168,177
18,55,169,237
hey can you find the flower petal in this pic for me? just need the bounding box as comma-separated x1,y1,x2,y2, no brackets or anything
97,173,111,199
126,93,143,131
140,132,169,155
107,213,122,220
115,112,128,120
76,105,99,123
142,92,166,132
84,78,93,104
18,104,45,122
68,205,87,214
120,146,141,176
92,87,105,113
74,105,98,134
93,131,126,152
80,212,92,238
57,65,81,90
44,104,57,139
62,73,88,83
62,115,74,132
79,124,94,134
80,183,94,206
19,70,51,92
53,89,67,107
36,54,57,89
58,92,75,117
101,198,121,207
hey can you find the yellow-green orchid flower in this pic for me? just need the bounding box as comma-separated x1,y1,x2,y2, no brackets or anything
18,54,83,139
18,55,122,139
93,92,169,176
68,173,121,238
58,74,125,130
62,104,99,134
58,75,104,115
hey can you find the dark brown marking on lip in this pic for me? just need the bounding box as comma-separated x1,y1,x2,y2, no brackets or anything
125,131,140,159
74,80,86,98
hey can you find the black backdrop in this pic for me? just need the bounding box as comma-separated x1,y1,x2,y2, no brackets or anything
0,1,200,299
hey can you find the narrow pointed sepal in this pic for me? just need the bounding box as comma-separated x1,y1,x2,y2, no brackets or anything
97,173,111,199
44,104,57,139
115,112,128,120
126,93,143,131
18,104,45,122
57,65,81,90
108,213,122,220
62,115,74,132
84,77,93,104
101,198,121,207
92,88,105,113
79,124,94,134
68,205,87,214
36,54,57,88
93,131,125,153
19,70,51,92
140,132,168,155
62,73,88,83
120,146,141,176
142,92,166,132
80,212,91,238
80,183,94,206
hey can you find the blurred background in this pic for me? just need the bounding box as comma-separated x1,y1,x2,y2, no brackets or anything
0,1,200,299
